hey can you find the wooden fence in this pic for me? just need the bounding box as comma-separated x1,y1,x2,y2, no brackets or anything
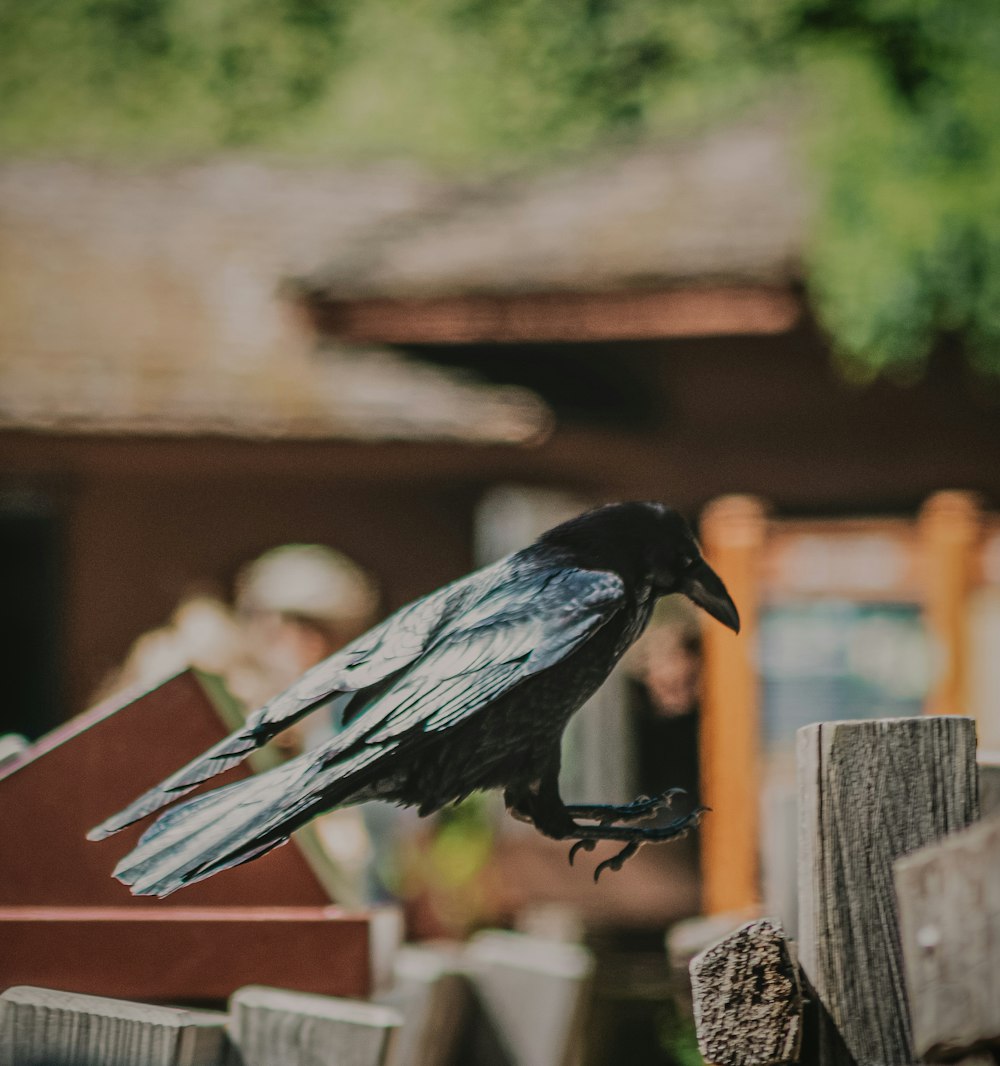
0,931,594,1066
689,715,1000,1066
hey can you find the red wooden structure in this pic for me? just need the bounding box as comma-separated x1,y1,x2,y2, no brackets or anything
0,671,394,1001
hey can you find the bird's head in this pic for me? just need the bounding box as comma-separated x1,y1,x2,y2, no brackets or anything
540,502,740,633
642,504,740,633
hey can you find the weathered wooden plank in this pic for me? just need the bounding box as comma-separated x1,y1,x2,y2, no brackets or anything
462,931,594,1066
667,909,762,1018
376,944,472,1066
229,985,400,1066
0,986,227,1066
894,812,1000,1060
689,917,802,1066
797,716,978,1066
977,753,1000,817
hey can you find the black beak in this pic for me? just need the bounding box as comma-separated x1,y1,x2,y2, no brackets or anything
682,559,740,633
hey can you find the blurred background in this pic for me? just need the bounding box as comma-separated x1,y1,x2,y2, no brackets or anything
1,0,999,1061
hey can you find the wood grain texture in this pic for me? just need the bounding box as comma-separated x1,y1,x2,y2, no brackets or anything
797,717,978,1066
229,985,400,1066
689,917,802,1066
977,757,1000,817
894,812,1000,1059
667,909,763,1019
0,986,227,1066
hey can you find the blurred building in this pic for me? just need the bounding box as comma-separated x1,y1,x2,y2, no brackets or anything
2,114,999,749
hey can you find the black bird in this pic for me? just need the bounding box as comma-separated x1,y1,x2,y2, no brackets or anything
90,501,739,895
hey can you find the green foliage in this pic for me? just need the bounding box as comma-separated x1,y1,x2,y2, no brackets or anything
0,0,345,152
658,1003,704,1066
795,2,1000,377
2,0,999,375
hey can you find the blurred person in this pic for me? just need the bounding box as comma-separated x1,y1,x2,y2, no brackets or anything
98,594,246,702
100,544,383,903
231,544,380,750
231,544,382,898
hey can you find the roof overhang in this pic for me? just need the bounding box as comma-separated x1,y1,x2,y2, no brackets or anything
305,284,802,345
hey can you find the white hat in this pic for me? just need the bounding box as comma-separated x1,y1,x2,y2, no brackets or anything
235,544,378,633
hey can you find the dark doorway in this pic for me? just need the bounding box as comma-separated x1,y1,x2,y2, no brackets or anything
0,488,62,739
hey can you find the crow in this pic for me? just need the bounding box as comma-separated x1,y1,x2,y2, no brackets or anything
90,501,739,895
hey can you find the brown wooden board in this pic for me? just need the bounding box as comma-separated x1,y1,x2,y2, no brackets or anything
0,670,335,907
309,287,800,345
0,907,377,1002
0,671,389,1001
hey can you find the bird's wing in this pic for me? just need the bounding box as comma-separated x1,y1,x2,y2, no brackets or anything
313,565,626,755
109,564,626,897
88,563,502,840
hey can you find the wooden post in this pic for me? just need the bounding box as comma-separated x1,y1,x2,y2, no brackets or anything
919,491,981,716
689,918,803,1066
666,910,762,1019
978,752,1000,817
376,945,472,1066
461,931,594,1066
699,495,767,914
229,986,401,1066
797,717,978,1066
0,986,228,1066
894,812,1000,1060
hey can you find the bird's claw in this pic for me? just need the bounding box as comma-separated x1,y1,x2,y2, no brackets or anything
568,838,596,866
614,787,686,823
594,840,641,881
567,787,688,826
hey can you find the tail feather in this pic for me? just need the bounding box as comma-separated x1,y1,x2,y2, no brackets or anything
112,743,388,897
87,732,259,841
113,761,308,896
88,691,351,842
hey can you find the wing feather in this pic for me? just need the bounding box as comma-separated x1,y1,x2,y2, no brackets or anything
313,566,624,755
104,564,626,896
89,562,505,839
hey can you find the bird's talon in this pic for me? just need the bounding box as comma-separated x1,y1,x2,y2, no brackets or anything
593,857,622,882
593,840,641,881
663,787,686,807
568,839,595,866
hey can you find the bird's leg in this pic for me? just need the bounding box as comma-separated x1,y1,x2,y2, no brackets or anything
562,812,707,880
505,778,706,881
564,788,687,825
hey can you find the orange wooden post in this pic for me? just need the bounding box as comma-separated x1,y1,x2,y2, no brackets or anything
919,491,982,716
698,495,767,914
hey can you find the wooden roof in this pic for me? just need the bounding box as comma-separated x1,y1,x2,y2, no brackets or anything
0,160,548,443
0,348,549,444
296,118,807,342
